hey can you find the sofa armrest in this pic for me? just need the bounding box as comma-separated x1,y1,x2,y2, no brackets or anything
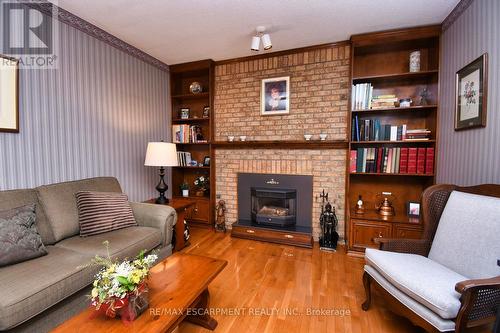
454,275,500,331
375,238,430,256
129,202,177,247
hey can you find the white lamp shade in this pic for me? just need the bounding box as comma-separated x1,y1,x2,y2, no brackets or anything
144,142,178,167
262,34,272,50
251,36,260,51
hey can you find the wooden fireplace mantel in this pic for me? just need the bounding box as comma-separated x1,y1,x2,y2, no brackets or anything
212,140,349,149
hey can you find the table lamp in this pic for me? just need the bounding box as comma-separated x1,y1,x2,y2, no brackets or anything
144,142,178,204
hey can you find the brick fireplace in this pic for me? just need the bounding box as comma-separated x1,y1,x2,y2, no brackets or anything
213,42,350,241
215,149,346,240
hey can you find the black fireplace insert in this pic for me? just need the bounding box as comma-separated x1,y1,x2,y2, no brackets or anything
251,187,297,227
237,173,312,232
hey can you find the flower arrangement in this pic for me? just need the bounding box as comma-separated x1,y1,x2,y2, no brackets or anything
86,241,158,322
194,175,209,191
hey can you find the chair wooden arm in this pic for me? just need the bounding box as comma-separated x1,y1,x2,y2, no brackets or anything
375,238,430,256
455,275,500,293
454,275,500,332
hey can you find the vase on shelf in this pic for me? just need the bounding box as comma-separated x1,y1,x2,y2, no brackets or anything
182,189,189,197
195,190,205,197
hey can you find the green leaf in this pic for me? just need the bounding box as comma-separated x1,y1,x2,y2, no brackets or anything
116,276,129,286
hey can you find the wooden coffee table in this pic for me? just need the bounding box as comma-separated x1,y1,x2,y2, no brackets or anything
51,253,227,333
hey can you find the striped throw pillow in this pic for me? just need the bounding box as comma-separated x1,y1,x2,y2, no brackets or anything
75,191,137,237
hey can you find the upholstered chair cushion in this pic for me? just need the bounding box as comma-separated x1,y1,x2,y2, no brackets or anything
428,191,500,279
365,248,466,319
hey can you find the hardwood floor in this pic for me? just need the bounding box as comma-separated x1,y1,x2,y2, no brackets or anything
178,227,429,333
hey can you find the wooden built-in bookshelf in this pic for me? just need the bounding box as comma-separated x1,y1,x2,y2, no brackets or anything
170,60,215,227
346,26,441,256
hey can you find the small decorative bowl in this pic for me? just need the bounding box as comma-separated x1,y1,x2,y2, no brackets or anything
319,134,328,141
304,134,313,141
239,136,247,141
228,136,235,142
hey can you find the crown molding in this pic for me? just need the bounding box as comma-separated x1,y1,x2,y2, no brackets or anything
442,0,475,31
25,0,169,71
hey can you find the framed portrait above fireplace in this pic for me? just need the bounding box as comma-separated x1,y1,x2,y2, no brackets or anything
261,76,289,116
0,55,19,133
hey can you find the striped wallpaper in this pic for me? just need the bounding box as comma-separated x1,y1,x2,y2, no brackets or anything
0,11,171,201
437,0,500,185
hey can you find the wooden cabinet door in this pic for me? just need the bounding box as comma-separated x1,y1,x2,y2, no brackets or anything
188,199,210,224
393,224,423,239
350,220,391,252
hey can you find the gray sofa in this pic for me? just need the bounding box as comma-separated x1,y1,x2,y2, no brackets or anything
0,177,177,332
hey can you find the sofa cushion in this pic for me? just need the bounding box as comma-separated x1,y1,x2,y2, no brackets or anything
55,226,161,260
428,191,500,279
0,204,47,267
36,177,122,242
0,188,55,245
76,191,137,237
0,246,95,330
365,248,467,319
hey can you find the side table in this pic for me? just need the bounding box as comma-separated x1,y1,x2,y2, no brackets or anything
144,198,196,251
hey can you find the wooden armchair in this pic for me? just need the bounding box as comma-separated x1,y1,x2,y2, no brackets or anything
362,184,500,332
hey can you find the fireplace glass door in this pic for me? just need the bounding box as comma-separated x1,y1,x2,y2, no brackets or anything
251,188,296,227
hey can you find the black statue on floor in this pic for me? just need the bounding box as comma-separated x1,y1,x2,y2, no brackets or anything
319,192,339,251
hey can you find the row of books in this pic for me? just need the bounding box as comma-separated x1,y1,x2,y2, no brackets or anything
352,117,431,142
177,151,192,166
351,83,373,110
350,147,434,175
172,125,207,143
371,94,399,109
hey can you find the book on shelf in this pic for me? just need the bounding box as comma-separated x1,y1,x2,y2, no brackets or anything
350,150,357,173
352,147,434,175
404,129,431,141
425,148,435,175
172,124,206,143
176,151,192,166
351,117,430,142
416,147,426,174
351,83,373,110
371,95,398,109
407,148,418,174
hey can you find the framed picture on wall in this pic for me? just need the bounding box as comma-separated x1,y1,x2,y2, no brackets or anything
455,53,488,131
0,55,19,133
261,76,290,116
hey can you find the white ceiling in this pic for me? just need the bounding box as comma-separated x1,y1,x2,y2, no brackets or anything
52,0,459,65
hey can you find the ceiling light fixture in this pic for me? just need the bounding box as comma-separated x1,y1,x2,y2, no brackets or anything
251,26,272,52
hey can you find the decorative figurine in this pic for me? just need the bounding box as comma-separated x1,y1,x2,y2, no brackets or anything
215,200,227,233
196,127,204,141
319,190,339,251
376,192,396,217
355,195,365,214
189,81,202,94
419,88,430,106
183,220,190,242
